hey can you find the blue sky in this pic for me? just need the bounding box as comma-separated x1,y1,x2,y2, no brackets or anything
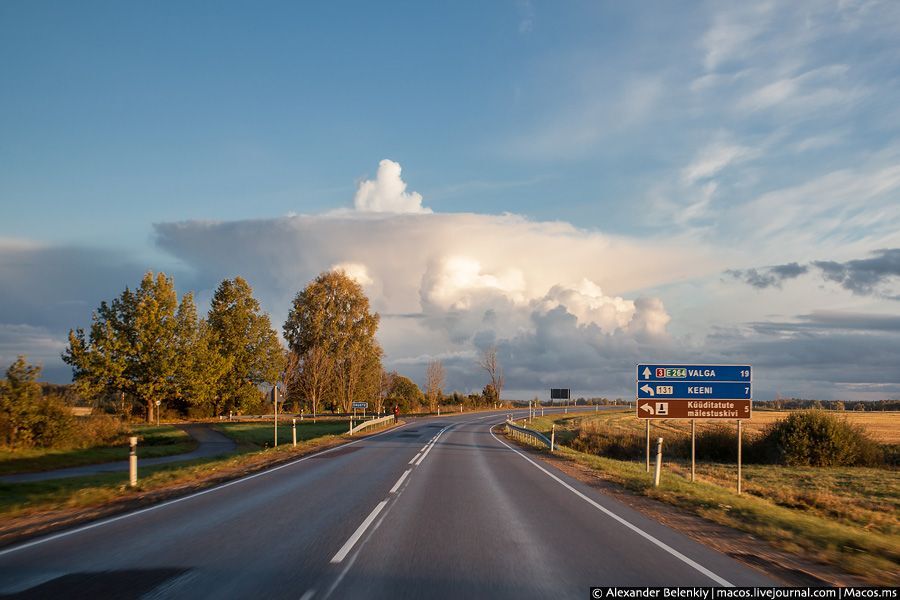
2,1,900,399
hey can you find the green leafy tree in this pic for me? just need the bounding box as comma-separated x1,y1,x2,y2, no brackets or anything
0,356,43,447
173,294,231,416
386,373,424,413
207,277,284,415
64,272,180,422
283,271,382,413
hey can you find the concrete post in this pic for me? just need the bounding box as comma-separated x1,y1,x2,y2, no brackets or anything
653,437,663,487
129,436,138,487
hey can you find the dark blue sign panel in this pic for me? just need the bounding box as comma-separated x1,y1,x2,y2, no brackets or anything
636,365,751,382
637,381,751,400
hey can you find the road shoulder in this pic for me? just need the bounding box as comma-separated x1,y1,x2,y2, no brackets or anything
500,427,872,588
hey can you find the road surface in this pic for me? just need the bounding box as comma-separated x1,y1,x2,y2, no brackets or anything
0,410,777,598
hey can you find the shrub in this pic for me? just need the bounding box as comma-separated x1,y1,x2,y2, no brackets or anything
28,394,76,447
756,410,884,467
69,415,128,449
695,424,740,462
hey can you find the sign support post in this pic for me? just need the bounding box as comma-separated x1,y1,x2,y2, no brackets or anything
737,419,742,495
691,419,696,483
645,420,650,472
273,386,278,448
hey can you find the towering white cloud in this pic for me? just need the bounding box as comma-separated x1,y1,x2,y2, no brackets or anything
353,159,431,214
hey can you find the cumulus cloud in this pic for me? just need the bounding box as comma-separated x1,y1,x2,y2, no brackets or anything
152,211,709,394
353,159,431,214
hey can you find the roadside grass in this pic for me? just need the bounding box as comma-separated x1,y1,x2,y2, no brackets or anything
0,425,196,476
0,425,358,523
512,411,900,585
214,420,350,447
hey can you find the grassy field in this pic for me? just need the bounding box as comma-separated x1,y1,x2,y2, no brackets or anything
0,425,196,476
536,408,900,443
214,420,351,447
746,410,900,443
514,411,900,585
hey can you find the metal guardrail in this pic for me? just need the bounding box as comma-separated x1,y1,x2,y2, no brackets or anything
350,414,396,435
504,419,553,450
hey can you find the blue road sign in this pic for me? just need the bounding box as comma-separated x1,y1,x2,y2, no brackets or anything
636,381,751,400
636,364,751,382
352,402,368,409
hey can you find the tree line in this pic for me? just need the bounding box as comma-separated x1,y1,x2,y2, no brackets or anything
51,269,509,424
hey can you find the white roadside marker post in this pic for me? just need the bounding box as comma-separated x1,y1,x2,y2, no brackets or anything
129,436,138,487
654,437,663,487
551,424,556,453
292,418,297,447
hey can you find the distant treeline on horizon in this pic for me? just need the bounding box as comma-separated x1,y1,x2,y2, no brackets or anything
38,384,900,413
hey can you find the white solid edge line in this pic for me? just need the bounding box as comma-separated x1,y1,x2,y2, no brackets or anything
0,421,406,558
329,500,388,564
488,426,734,588
300,589,316,600
408,453,421,465
389,470,411,494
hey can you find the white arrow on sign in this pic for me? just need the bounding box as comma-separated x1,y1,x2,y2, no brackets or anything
642,367,651,378
640,384,655,397
640,403,654,415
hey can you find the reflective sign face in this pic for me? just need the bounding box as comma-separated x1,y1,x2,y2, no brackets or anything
637,365,751,382
637,399,751,419
635,363,752,420
636,382,751,400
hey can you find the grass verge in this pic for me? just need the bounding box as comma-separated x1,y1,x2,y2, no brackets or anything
511,412,900,586
0,420,399,546
0,425,196,476
214,420,350,446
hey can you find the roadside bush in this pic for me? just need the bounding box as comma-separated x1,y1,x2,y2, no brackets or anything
756,410,884,467
695,424,740,462
69,415,129,449
28,394,76,447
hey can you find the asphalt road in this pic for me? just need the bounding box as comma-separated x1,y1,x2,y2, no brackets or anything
0,409,777,598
